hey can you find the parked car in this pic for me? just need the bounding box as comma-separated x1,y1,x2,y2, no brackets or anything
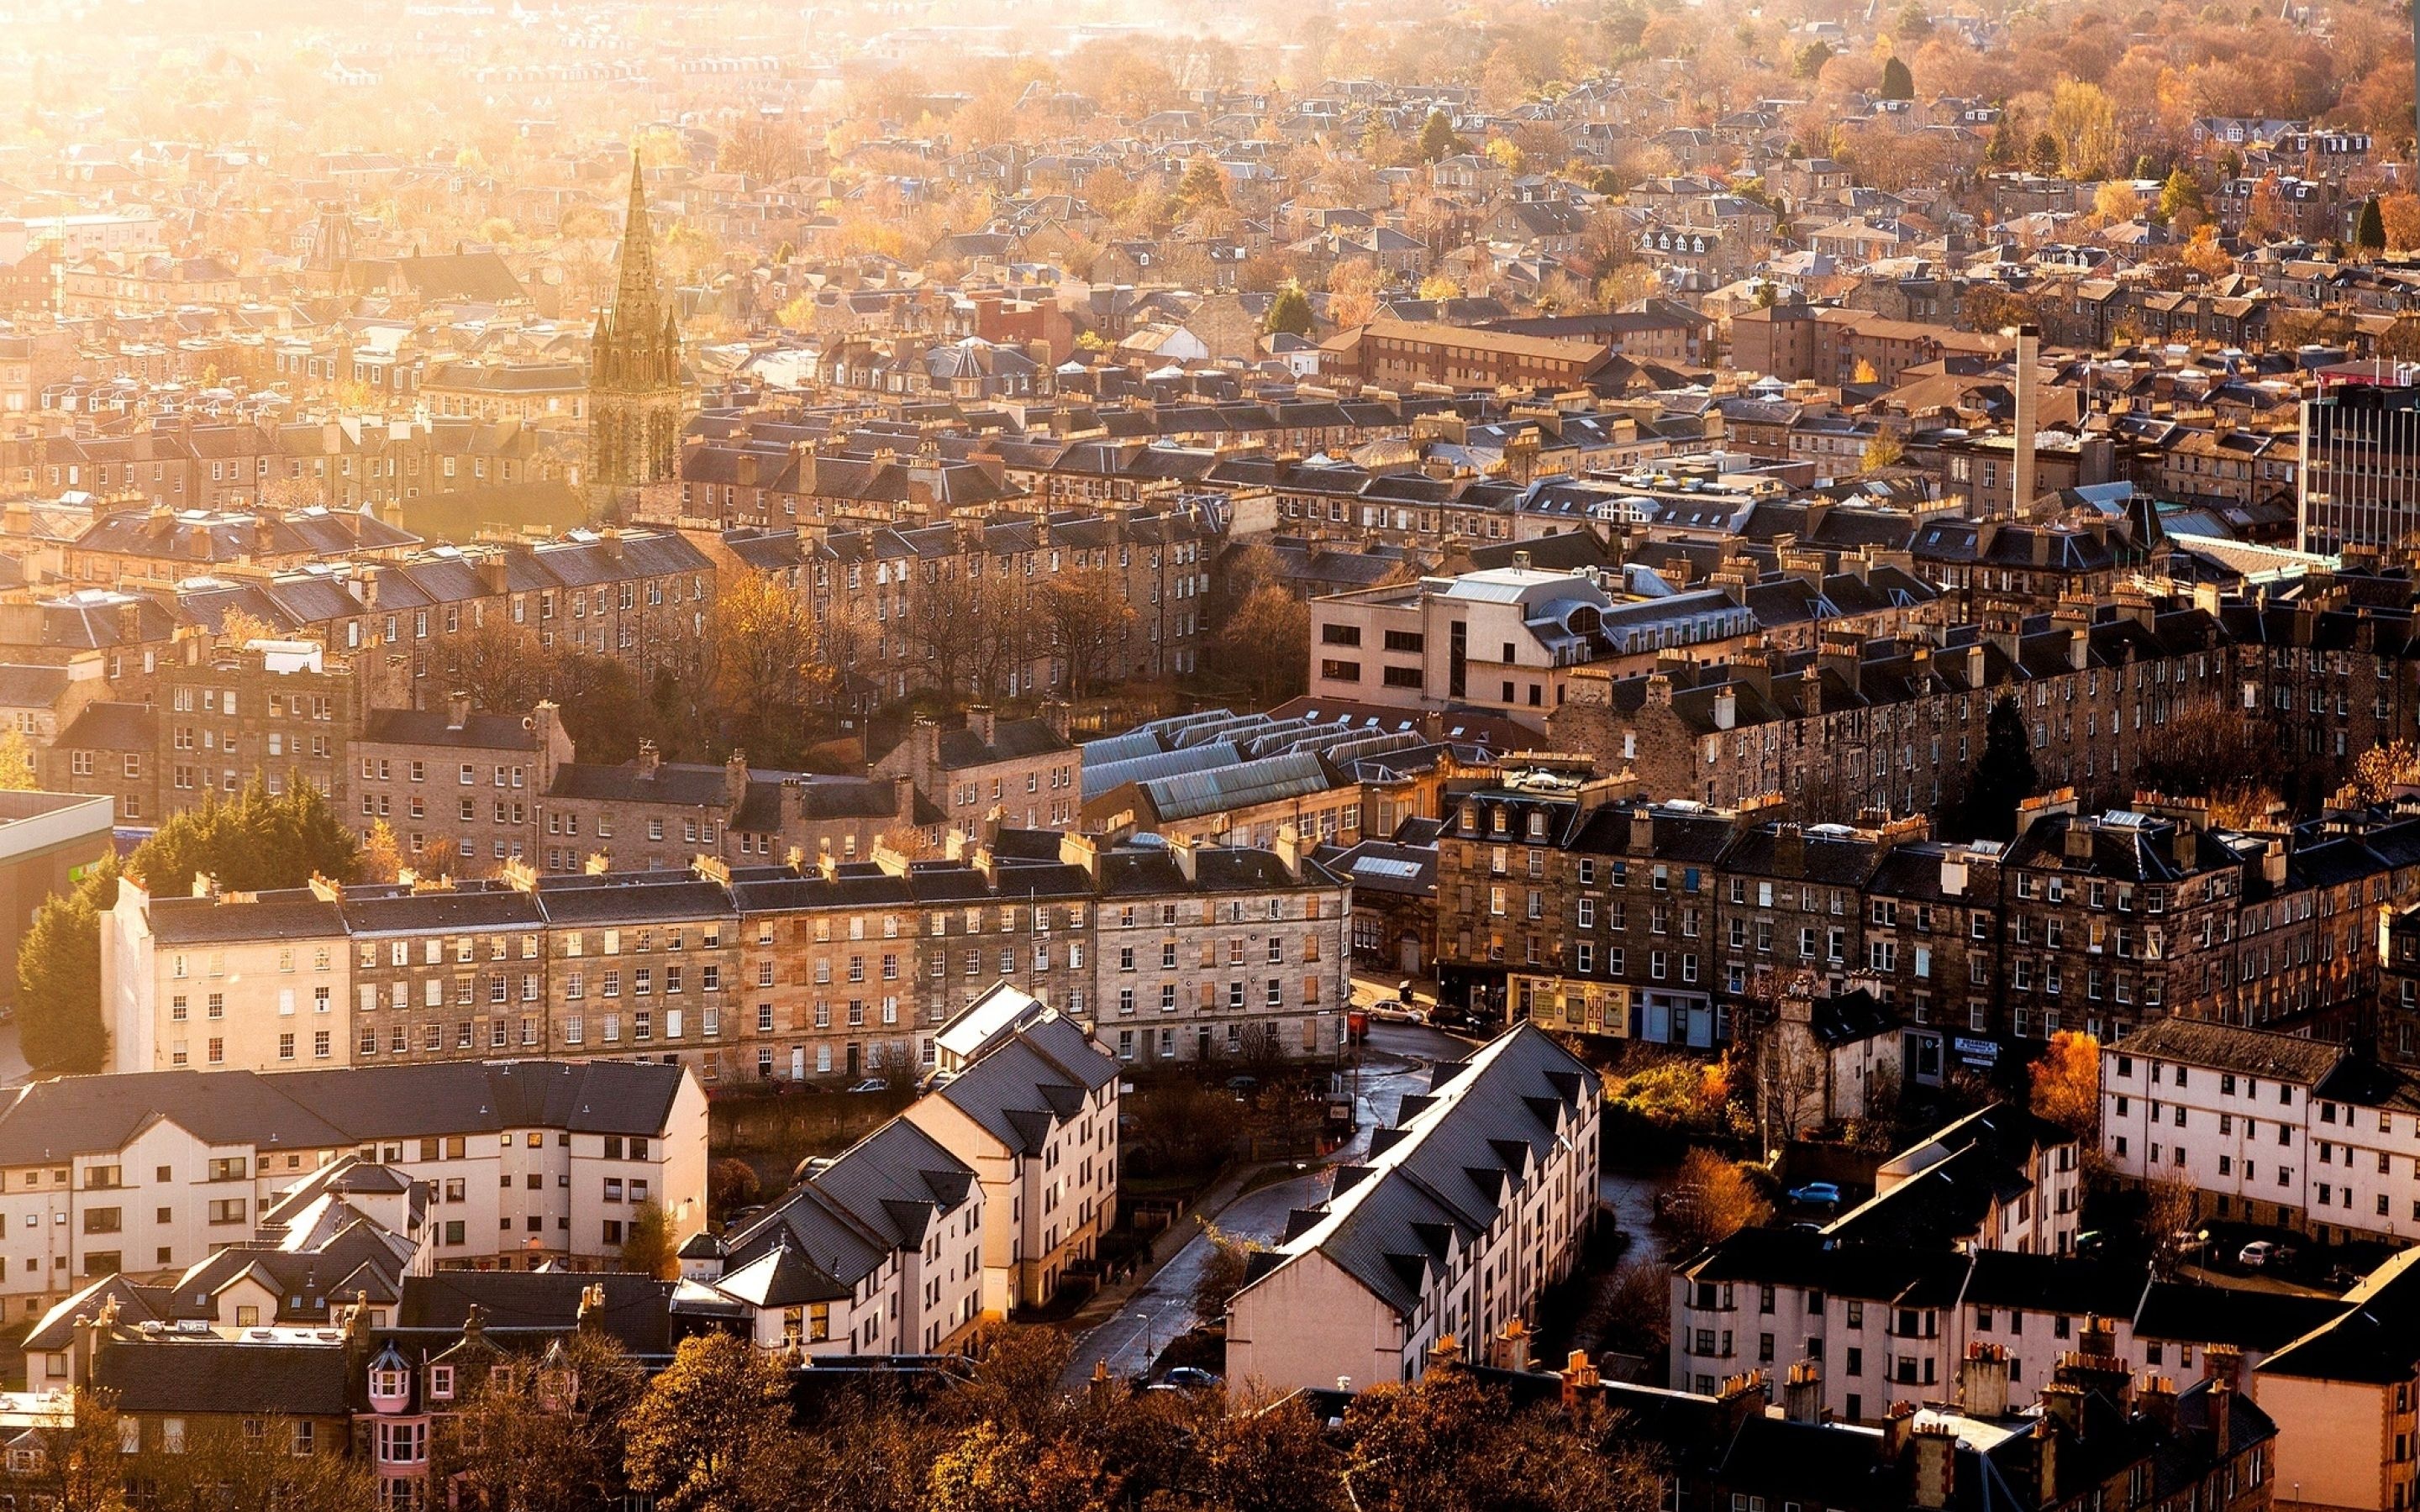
1366,999,1422,1024
1161,1367,1220,1389
1786,1181,1843,1207
2238,1241,2279,1268
845,1078,891,1094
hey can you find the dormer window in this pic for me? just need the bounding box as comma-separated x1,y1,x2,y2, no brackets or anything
371,1365,408,1400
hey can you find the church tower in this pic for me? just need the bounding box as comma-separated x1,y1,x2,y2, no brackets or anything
587,154,684,513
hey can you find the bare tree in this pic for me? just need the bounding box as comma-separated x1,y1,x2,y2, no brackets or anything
1033,567,1136,699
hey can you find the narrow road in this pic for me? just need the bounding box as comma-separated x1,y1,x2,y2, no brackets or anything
1060,1022,1467,1387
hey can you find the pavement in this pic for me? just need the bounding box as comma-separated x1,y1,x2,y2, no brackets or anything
1057,1020,1463,1388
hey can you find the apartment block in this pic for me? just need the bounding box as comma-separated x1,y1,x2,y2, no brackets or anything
902,989,1118,1314
2101,1019,2420,1246
0,1058,705,1327
1224,1022,1600,1395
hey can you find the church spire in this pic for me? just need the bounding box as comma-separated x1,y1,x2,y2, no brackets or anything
612,150,663,328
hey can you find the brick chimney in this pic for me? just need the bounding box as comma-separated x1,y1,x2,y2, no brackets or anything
635,740,661,778
966,703,997,748
1909,1422,1958,1510
446,690,471,731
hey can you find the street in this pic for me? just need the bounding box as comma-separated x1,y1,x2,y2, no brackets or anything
1058,1021,1460,1386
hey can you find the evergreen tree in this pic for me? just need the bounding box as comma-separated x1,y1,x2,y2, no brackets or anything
2358,197,2387,253
1895,0,1933,36
18,851,116,1074
1417,109,1460,164
1265,281,1314,337
2156,167,2204,225
1879,55,1914,101
1963,693,2039,842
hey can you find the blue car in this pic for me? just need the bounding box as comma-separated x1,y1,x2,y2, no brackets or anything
1786,1181,1843,1207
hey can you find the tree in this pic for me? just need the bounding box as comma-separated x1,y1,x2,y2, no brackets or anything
2353,738,2420,804
2156,167,2206,228
1664,1147,1771,1253
2144,1173,2200,1276
136,1415,374,1512
2381,192,2420,252
2357,196,2388,254
619,1200,680,1280
623,1333,798,1512
1214,585,1309,704
1960,694,2039,842
1896,0,1933,38
33,1388,125,1512
1033,568,1137,699
0,728,37,791
1879,55,1914,101
1265,282,1314,338
710,1158,761,1215
2093,181,2144,227
1794,40,1833,78
437,618,552,714
1417,109,1462,164
360,819,404,884
718,118,812,185
17,850,117,1073
126,778,360,900
450,1331,644,1512
2028,131,2065,177
1193,1224,1266,1326
2029,1030,2102,1136
2047,80,2118,179
1860,433,1905,471
704,571,840,769
1174,157,1228,217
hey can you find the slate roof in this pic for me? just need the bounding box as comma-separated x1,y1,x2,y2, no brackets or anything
927,1012,1117,1156
1251,1023,1594,1318
0,1059,688,1164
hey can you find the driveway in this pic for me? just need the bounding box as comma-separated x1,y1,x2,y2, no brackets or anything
1060,1035,1446,1387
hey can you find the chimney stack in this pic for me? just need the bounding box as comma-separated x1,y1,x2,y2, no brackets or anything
1781,1360,1825,1423
445,690,471,731
2006,323,2039,517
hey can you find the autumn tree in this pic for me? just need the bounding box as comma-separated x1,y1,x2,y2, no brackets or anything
438,617,552,714
2028,1030,2102,1136
2047,80,2119,178
0,727,35,790
1214,585,1309,705
623,1333,799,1512
1665,1147,1771,1253
705,571,840,769
34,1388,127,1512
450,1331,644,1512
2353,738,2420,804
1033,567,1136,700
360,819,405,884
619,1200,681,1280
718,118,813,185
135,1415,374,1512
1193,1224,1266,1326
709,1158,761,1215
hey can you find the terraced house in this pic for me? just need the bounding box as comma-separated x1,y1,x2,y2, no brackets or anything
105,827,1349,1088
1439,764,2420,1062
